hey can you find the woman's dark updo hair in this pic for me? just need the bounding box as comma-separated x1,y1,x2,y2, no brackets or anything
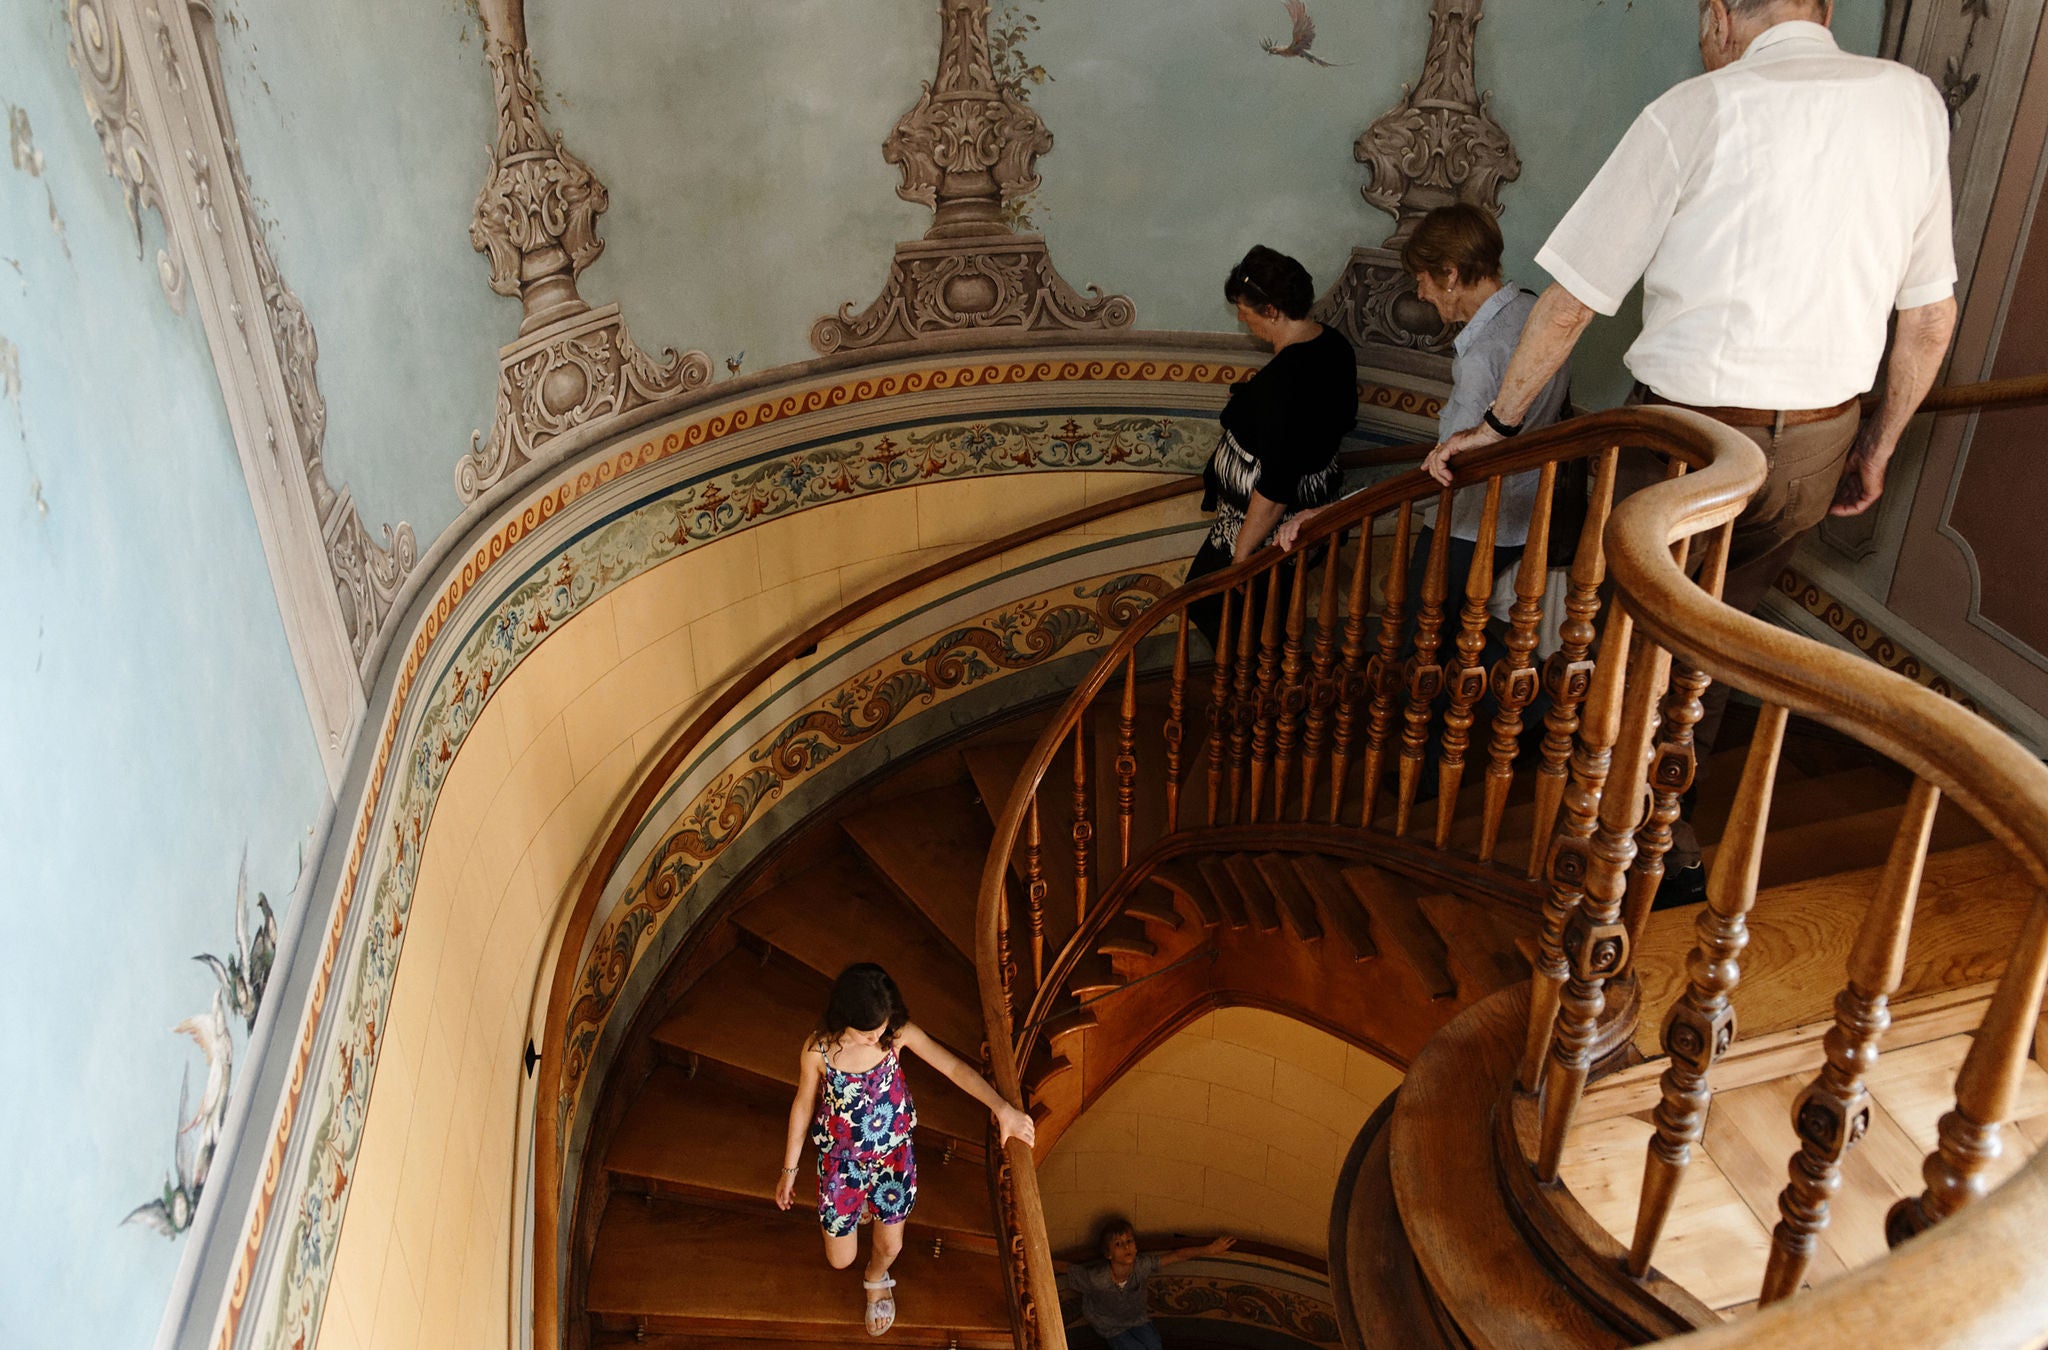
1224,245,1316,321
818,962,910,1050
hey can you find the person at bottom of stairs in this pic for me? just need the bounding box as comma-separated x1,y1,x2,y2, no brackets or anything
1057,1216,1237,1349
775,962,1037,1336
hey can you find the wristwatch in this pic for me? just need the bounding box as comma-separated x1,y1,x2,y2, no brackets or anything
1483,405,1523,438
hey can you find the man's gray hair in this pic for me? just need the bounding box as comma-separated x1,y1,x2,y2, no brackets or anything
1714,0,1826,15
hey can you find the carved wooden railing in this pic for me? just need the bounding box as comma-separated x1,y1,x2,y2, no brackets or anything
971,393,2048,1348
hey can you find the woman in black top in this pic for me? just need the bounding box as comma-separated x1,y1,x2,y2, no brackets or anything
1188,245,1357,644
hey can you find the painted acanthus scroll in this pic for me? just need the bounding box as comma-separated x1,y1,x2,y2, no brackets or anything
458,37,711,502
67,0,417,686
812,0,1133,353
1314,0,1520,358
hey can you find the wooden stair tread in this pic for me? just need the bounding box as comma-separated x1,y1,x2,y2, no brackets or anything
841,786,994,958
608,1068,996,1238
1195,855,1251,929
1415,892,1534,999
1222,853,1282,931
1292,854,1378,961
1149,859,1224,926
1255,852,1325,942
586,1198,1009,1343
652,952,987,1142
1342,865,1457,1000
1702,795,1990,891
1633,838,2036,1053
735,855,981,1055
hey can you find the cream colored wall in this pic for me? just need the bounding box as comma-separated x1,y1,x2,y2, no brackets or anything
1039,1008,1403,1260
312,470,1200,1350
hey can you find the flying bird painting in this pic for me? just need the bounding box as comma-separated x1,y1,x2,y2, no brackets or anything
124,990,235,1238
193,850,277,1033
1262,0,1346,67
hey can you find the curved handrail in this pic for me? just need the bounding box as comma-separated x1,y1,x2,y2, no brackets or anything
974,392,2048,1347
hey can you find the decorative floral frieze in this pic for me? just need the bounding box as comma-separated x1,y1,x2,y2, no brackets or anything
815,0,1133,351
1152,1274,1344,1347
461,41,711,501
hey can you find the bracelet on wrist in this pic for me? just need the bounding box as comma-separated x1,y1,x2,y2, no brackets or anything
1483,405,1524,438
780,1165,798,1174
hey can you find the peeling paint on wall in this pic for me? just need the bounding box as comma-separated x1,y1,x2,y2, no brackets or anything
6,103,69,259
0,334,22,440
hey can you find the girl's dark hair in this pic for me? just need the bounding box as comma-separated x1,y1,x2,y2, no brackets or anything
1224,245,1315,320
818,963,910,1050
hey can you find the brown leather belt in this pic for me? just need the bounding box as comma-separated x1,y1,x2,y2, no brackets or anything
1641,392,1859,430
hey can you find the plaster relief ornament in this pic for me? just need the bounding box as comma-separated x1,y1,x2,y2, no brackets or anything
1312,0,1519,358
66,0,419,679
460,43,711,503
812,0,1134,352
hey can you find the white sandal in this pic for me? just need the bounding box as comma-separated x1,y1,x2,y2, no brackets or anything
862,1274,897,1336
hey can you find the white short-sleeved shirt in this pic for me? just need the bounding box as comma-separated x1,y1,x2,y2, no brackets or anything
1536,21,1956,409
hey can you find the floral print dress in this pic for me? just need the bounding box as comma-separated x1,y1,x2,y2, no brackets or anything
810,1040,919,1236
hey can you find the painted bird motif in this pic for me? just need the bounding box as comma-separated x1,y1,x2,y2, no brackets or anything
123,991,234,1237
1262,0,1344,67
193,850,277,1033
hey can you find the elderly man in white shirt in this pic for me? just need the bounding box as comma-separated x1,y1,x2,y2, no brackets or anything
1429,0,1959,900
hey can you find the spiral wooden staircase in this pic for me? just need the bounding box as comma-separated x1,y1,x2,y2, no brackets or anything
558,381,2048,1350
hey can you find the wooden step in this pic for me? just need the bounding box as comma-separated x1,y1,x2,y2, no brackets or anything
1042,1006,1097,1051
1067,952,1123,1000
734,855,981,1056
1415,892,1534,1000
1342,865,1457,1000
1703,796,1989,892
607,1067,995,1238
651,951,988,1142
1096,916,1158,961
586,1197,1010,1347
1255,852,1325,942
1195,855,1251,929
841,787,995,958
1149,859,1223,926
1292,854,1378,961
1123,890,1185,930
1223,853,1282,933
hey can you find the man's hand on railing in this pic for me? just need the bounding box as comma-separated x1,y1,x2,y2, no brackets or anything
1427,423,1500,484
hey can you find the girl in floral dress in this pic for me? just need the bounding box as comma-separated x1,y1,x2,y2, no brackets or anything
776,962,1036,1336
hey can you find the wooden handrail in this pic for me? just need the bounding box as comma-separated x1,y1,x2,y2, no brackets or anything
975,393,2048,1348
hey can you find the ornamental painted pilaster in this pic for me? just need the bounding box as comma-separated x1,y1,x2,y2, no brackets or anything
67,0,419,782
457,41,710,502
1314,0,1519,360
812,0,1133,353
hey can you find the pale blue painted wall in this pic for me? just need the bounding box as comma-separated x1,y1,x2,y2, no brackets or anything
208,0,504,545
0,8,330,1349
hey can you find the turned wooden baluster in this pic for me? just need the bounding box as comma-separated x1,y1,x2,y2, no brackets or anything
1297,535,1345,821
1397,492,1456,837
1163,616,1190,831
1070,723,1092,926
1529,447,1621,878
1623,525,1727,942
1205,587,1236,826
1359,502,1414,829
1327,519,1376,825
1024,797,1047,989
1887,892,2048,1244
1114,652,1138,868
1272,549,1314,821
1537,621,1673,1180
1519,605,1633,1095
996,861,1016,1025
1436,478,1502,849
1227,579,1261,823
1247,565,1287,823
1479,463,1556,862
1758,777,1940,1303
1627,703,1788,1267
